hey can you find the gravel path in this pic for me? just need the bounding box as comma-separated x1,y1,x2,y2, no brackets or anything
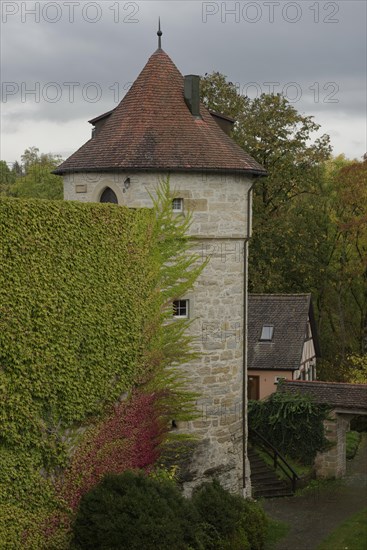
262,433,367,550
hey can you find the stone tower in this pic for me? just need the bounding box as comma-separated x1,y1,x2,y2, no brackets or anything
54,39,266,496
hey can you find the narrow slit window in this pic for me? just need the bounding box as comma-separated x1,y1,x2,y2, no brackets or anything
260,325,274,341
172,198,183,212
173,299,189,318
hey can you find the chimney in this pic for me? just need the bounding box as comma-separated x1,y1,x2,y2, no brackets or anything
184,75,200,117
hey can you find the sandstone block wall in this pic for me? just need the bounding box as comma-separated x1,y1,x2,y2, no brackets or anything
64,170,253,495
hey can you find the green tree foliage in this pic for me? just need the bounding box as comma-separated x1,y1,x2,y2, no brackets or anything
1,146,63,199
331,159,367,356
248,392,329,464
21,146,41,171
20,146,63,174
201,73,331,215
344,354,367,384
12,160,23,177
201,71,249,121
318,354,367,384
0,160,16,195
11,163,63,199
302,156,367,360
201,73,366,364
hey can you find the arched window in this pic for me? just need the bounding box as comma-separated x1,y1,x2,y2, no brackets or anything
100,187,118,204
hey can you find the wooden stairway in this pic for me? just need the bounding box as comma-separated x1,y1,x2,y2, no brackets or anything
248,446,294,499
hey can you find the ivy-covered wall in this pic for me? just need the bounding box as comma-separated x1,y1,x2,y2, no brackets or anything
0,188,203,547
0,198,164,546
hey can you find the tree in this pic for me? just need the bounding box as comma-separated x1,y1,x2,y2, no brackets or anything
9,147,63,200
201,73,331,213
11,160,23,178
201,71,249,121
324,157,367,356
21,146,40,173
0,160,16,196
318,354,367,383
200,73,367,364
11,164,63,200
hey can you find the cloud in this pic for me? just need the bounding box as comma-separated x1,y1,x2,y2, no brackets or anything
1,0,366,162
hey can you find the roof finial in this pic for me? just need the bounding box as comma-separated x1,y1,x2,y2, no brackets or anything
157,17,162,49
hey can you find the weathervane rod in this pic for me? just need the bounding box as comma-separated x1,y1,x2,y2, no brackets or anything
157,17,162,49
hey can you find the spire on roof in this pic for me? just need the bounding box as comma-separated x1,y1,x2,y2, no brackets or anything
157,17,162,49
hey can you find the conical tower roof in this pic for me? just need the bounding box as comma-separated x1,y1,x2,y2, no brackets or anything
54,48,266,175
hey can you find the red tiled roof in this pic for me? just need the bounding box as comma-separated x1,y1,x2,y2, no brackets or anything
54,49,266,176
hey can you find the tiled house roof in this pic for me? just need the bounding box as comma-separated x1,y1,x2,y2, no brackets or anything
54,49,266,176
248,294,319,371
278,380,367,411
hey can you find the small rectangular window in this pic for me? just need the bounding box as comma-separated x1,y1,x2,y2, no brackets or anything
260,325,274,341
173,299,189,318
172,198,183,212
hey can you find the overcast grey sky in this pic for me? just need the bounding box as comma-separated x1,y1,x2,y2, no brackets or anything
1,0,366,165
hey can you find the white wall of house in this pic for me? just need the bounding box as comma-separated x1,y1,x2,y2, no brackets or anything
296,318,317,381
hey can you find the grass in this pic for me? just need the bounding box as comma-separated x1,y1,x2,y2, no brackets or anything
295,476,342,497
346,430,361,460
317,507,367,550
264,518,290,549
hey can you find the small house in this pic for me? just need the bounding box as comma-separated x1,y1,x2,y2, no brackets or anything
248,294,320,400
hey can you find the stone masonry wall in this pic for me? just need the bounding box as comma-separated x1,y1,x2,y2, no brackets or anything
314,411,350,478
64,170,253,495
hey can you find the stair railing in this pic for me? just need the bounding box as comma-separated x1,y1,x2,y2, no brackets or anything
249,427,299,492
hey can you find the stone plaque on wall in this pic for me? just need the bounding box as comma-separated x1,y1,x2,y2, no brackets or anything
75,184,87,193
185,199,208,211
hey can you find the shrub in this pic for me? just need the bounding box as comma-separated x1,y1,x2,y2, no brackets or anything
346,431,361,460
193,481,249,550
351,415,367,433
73,473,269,550
72,470,199,549
248,391,329,464
192,480,268,550
240,499,269,550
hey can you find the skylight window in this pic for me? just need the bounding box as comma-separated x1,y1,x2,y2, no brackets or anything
260,325,274,341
